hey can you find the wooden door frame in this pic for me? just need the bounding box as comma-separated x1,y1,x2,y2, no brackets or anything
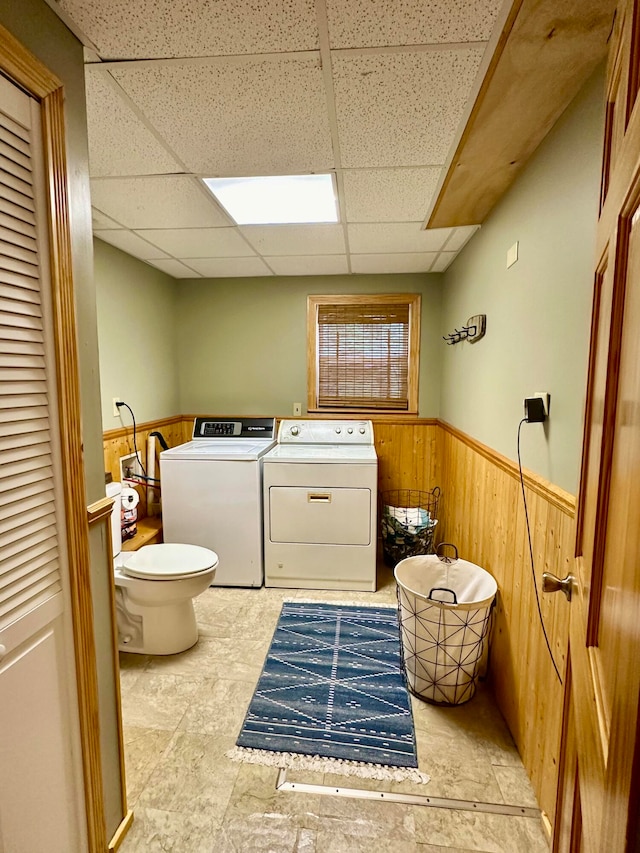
0,23,107,852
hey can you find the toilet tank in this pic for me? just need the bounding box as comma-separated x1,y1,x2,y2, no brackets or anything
106,481,122,559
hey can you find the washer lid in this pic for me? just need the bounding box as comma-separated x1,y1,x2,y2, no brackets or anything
160,438,276,461
122,544,219,580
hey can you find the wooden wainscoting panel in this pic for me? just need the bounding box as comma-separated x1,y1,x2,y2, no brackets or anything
371,420,441,496
437,423,575,830
103,416,184,518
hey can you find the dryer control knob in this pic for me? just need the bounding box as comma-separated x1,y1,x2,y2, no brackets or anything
359,427,365,434
335,427,341,434
290,426,300,436
347,428,353,434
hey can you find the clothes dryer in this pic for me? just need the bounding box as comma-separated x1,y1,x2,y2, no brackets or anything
262,419,378,591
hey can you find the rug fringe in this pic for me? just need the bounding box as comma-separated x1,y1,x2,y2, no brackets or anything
225,745,431,785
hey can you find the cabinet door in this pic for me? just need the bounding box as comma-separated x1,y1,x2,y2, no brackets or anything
0,72,84,853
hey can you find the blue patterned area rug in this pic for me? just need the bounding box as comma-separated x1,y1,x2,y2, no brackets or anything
227,601,430,783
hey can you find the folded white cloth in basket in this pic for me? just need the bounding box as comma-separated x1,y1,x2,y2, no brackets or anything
387,506,435,532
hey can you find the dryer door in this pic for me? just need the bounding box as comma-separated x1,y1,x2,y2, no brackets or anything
268,486,372,545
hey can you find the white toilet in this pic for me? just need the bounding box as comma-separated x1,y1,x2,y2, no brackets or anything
106,482,218,655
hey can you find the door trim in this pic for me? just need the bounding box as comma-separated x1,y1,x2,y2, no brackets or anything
0,22,107,853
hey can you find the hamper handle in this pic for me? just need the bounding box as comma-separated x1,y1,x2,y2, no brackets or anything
428,587,458,605
436,542,458,563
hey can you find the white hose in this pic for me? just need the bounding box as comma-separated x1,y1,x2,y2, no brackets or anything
147,435,156,516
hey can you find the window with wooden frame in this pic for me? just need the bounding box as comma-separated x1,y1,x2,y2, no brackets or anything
307,294,421,414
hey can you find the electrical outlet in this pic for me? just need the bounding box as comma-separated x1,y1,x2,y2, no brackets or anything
534,392,550,416
293,402,302,416
112,397,123,417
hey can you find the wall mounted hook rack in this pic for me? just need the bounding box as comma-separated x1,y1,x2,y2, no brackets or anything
442,314,486,345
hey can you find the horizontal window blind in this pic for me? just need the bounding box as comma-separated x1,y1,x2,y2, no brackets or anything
317,302,411,409
0,96,62,632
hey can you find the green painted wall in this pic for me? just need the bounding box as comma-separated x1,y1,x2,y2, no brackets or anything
0,0,123,841
441,67,605,495
174,274,442,417
95,239,179,429
93,64,605,499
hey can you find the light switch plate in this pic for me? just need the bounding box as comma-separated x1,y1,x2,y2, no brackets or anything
507,241,519,268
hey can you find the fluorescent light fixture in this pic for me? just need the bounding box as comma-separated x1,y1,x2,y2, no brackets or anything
203,174,338,225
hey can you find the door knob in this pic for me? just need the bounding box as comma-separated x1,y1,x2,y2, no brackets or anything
542,572,574,601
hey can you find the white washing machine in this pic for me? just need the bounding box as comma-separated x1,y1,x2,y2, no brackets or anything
263,419,378,591
160,417,276,587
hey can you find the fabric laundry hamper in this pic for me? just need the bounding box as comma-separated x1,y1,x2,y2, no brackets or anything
395,545,497,706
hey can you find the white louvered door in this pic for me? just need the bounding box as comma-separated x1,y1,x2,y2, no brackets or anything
0,74,84,852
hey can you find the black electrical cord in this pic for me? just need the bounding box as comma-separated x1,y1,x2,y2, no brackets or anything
517,418,563,684
116,401,148,478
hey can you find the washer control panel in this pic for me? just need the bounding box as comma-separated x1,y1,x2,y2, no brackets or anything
278,419,373,445
193,417,276,439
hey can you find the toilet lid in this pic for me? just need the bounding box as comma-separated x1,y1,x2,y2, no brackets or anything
122,543,219,581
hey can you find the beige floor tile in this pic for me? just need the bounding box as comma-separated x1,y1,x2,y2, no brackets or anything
122,726,173,806
410,688,522,770
135,731,240,824
404,727,504,803
210,818,316,852
120,671,203,731
225,763,322,831
492,765,540,808
118,806,218,853
413,807,549,852
317,774,416,841
117,652,151,690
178,676,257,737
315,829,418,852
143,636,266,678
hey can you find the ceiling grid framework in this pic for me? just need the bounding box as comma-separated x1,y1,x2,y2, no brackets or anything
55,0,511,278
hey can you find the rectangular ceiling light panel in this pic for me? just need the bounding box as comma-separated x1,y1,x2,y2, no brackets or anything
203,174,338,225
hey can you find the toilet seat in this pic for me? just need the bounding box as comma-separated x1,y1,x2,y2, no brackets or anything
122,543,219,581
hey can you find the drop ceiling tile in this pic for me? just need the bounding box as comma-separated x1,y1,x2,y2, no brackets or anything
326,0,502,49
85,70,182,177
90,176,230,229
91,208,122,230
240,224,345,256
57,0,319,60
351,253,438,274
136,228,255,258
94,229,170,260
267,255,349,276
146,258,201,278
111,59,334,175
343,168,442,222
184,257,273,277
332,50,484,168
348,223,452,254
444,224,481,251
431,252,458,272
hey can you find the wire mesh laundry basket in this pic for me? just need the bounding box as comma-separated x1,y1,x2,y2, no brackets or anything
395,544,497,706
381,488,440,567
